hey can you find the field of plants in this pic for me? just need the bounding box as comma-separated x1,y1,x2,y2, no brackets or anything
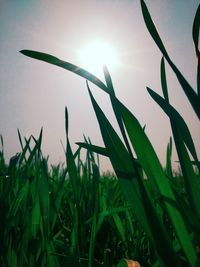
0,1,200,266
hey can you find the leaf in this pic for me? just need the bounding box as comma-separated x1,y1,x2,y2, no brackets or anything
147,87,199,169
88,88,183,266
140,0,170,61
140,0,200,119
87,87,152,238
102,68,137,167
192,4,200,95
76,142,108,157
65,107,79,202
165,137,173,179
118,99,198,266
20,50,111,94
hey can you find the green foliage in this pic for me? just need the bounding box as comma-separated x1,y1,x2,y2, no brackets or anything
1,1,199,266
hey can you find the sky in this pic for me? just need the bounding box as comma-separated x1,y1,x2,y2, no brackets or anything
0,0,199,172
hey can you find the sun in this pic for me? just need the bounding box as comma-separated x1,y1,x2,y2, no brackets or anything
78,39,119,76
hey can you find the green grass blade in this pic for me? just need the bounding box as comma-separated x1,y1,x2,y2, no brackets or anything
65,107,79,202
160,58,169,102
148,84,200,220
20,50,111,94
103,65,115,94
17,129,24,151
165,137,173,179
112,213,126,242
140,0,200,119
192,4,200,95
101,69,137,166
87,88,153,239
172,129,200,219
140,0,170,61
147,88,200,169
76,142,108,157
119,99,198,266
88,88,184,266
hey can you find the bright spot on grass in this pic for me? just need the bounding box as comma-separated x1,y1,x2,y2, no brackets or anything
78,39,119,76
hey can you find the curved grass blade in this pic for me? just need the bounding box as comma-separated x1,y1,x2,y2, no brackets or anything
103,65,115,95
140,0,200,119
20,50,111,94
147,87,200,170
173,133,200,220
88,87,184,266
118,99,198,266
76,142,108,157
147,87,200,217
192,4,200,95
160,58,169,102
87,87,153,239
102,68,137,167
140,0,170,61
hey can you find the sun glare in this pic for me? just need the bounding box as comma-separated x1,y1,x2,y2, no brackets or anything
78,39,119,76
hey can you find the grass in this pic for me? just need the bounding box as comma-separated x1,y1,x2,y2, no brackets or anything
0,131,151,267
1,0,200,266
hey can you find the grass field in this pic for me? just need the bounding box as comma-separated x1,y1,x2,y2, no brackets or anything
1,1,200,266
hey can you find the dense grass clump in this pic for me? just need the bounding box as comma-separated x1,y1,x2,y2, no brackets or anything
1,0,200,266
0,132,153,267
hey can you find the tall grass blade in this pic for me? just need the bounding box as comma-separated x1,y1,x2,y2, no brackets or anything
147,87,200,170
76,142,108,157
192,4,200,95
88,88,184,266
87,87,152,238
65,107,79,202
102,69,137,165
165,137,173,179
140,0,200,119
20,50,111,94
118,99,198,266
17,129,24,151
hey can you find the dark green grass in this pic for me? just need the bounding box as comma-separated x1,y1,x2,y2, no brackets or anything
0,133,153,267
1,1,200,266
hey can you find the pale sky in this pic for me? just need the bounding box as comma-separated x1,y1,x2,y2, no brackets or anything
0,0,199,172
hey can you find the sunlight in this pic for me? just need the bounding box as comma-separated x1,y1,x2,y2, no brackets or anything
78,39,119,76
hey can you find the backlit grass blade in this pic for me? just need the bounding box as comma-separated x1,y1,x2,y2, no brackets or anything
18,136,31,166
102,69,136,165
173,134,200,219
65,109,79,202
140,0,170,61
17,129,24,151
165,137,173,179
140,0,200,119
118,99,198,266
160,58,169,102
27,128,43,165
147,87,200,170
20,50,111,94
103,65,115,95
192,4,200,95
88,88,183,266
76,142,108,157
87,87,152,240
